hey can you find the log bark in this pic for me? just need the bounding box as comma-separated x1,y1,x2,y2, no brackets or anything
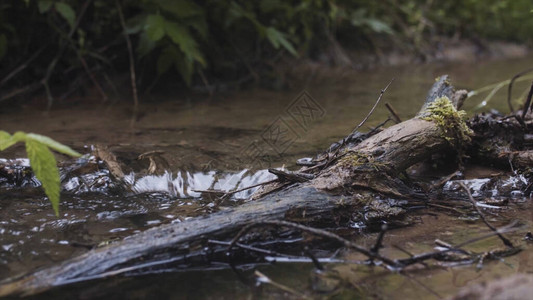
0,76,467,297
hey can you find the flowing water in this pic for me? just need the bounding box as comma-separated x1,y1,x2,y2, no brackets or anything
1,55,533,298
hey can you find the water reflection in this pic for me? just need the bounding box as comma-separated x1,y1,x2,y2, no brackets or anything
127,169,275,199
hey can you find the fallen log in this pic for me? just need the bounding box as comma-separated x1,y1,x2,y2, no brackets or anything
0,76,472,297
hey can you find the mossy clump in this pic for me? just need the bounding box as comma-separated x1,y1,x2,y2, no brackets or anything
339,151,386,171
422,96,473,148
339,152,369,167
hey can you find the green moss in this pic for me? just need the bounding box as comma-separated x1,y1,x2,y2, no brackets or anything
339,151,386,171
339,152,369,167
422,96,473,148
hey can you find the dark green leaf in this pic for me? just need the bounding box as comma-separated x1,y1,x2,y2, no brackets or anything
26,133,81,157
145,14,166,42
25,140,61,216
38,0,54,13
265,27,298,56
165,20,197,60
55,2,76,29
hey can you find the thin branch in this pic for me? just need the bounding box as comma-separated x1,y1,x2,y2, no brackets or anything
42,0,93,109
370,224,388,256
351,78,394,134
0,45,47,87
254,270,309,298
193,179,277,196
228,220,399,267
396,222,519,266
0,82,41,103
400,271,443,299
426,203,465,215
115,0,139,110
303,246,324,270
508,67,533,113
385,102,402,123
520,81,533,120
459,182,514,248
76,52,108,101
208,239,301,258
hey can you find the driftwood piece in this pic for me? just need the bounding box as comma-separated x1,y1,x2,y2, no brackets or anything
0,76,469,297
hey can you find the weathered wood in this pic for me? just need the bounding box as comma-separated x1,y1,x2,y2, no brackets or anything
0,186,346,296
0,76,468,297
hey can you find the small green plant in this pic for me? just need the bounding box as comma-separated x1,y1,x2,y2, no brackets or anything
0,131,81,216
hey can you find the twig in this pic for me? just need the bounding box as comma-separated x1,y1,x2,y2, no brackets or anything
303,246,324,271
400,271,443,299
430,171,462,190
520,81,533,120
115,0,139,110
228,220,399,267
208,239,301,258
370,224,388,256
508,67,533,113
351,78,394,134
42,0,93,109
0,45,47,87
254,270,308,298
193,179,277,196
426,203,465,215
385,102,402,123
76,53,108,101
397,222,519,265
0,82,41,103
197,69,213,97
458,182,514,248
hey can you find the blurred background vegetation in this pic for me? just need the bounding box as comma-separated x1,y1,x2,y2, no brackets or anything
0,0,532,106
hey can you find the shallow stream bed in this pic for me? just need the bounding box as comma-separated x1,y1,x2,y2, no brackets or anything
1,55,533,298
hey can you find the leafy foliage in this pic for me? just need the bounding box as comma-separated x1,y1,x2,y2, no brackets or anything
0,131,81,216
0,0,531,97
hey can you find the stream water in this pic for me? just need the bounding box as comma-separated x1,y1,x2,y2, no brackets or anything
1,55,533,299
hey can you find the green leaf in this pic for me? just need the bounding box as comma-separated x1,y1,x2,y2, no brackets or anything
38,0,54,13
0,131,10,140
0,131,26,151
164,21,197,59
265,27,298,56
25,140,61,216
25,133,81,157
55,2,76,30
0,131,12,150
365,19,393,34
145,14,166,42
